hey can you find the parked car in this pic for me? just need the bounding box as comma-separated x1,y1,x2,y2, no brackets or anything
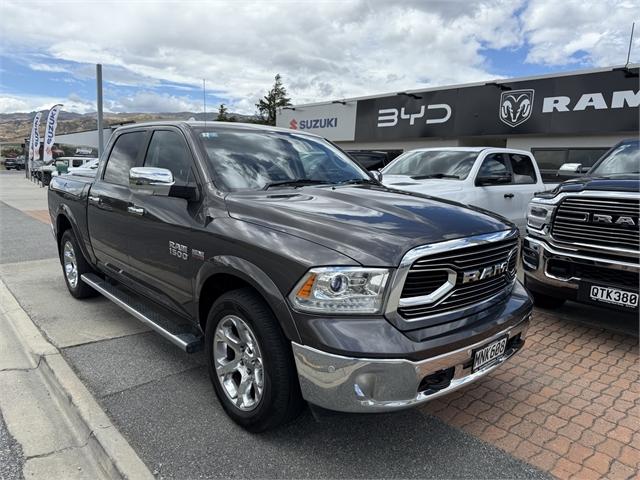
4,157,25,170
49,122,532,431
378,147,558,232
523,139,639,313
66,158,99,177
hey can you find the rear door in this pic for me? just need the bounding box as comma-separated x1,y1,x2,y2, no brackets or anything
473,152,520,226
88,130,147,273
126,127,205,315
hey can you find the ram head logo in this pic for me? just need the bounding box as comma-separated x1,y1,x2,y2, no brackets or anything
499,89,534,127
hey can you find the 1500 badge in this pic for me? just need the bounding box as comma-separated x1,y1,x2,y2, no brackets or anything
169,241,188,260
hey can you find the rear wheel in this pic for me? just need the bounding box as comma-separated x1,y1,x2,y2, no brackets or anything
205,288,303,432
60,230,96,299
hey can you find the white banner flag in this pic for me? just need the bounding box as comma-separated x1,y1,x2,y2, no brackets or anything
43,104,63,163
30,112,42,161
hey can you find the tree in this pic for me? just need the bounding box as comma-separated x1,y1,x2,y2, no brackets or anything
217,103,229,121
255,74,292,126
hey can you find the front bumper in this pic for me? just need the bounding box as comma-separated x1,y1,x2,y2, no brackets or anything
522,236,640,292
292,312,529,412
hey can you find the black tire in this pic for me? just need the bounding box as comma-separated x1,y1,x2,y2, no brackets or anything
205,288,303,432
530,290,566,309
60,229,97,299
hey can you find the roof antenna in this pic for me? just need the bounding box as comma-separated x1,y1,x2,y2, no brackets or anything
625,22,635,68
202,79,207,127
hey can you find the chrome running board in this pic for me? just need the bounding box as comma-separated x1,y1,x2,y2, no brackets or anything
81,273,203,353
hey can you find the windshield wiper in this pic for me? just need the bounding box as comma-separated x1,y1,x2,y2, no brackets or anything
334,178,379,186
262,179,327,190
410,173,460,180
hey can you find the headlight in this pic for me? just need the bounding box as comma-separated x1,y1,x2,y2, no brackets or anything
527,202,555,230
289,267,390,314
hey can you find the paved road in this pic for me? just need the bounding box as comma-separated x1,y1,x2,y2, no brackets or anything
1,175,637,480
0,411,24,480
0,175,550,478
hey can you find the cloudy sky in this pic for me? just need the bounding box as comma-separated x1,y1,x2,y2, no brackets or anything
1,0,638,115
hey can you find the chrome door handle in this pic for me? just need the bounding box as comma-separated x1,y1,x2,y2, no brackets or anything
127,206,145,216
88,195,101,204
504,193,514,199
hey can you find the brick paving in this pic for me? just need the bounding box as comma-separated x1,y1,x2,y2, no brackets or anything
422,309,639,480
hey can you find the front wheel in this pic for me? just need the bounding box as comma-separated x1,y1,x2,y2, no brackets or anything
205,288,303,432
60,230,96,299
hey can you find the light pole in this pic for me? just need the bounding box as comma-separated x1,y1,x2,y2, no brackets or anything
96,64,104,157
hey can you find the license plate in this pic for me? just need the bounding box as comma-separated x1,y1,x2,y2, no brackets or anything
589,285,638,309
472,336,508,373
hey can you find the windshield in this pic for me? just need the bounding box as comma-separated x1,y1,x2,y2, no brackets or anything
382,150,478,179
590,140,640,176
197,128,370,191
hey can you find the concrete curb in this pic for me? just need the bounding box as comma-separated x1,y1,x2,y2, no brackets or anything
0,279,154,480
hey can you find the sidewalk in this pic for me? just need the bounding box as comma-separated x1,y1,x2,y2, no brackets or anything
0,279,153,480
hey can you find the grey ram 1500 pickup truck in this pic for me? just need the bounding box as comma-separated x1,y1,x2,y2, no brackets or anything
49,121,532,431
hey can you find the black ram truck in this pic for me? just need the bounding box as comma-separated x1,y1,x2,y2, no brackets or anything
523,139,639,314
49,121,532,431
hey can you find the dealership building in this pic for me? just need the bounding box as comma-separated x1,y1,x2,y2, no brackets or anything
276,65,639,176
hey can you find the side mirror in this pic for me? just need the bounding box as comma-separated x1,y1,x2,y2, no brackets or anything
372,170,383,181
557,163,583,175
129,167,174,196
476,173,512,186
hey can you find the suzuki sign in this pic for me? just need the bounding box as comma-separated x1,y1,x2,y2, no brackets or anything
276,103,357,141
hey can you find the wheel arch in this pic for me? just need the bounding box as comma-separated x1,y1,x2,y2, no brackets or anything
195,256,301,343
55,207,94,266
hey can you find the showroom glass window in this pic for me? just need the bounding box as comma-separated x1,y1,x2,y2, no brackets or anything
103,132,146,186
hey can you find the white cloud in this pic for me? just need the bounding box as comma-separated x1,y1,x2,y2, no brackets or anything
1,0,638,115
0,0,525,114
107,91,201,113
27,63,70,73
0,93,95,114
522,0,640,66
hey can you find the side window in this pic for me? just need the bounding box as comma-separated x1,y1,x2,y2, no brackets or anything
509,153,536,184
144,130,194,184
478,153,510,178
103,132,145,186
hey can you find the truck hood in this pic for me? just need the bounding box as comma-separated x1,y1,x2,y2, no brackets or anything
381,175,464,196
538,174,640,198
225,184,513,266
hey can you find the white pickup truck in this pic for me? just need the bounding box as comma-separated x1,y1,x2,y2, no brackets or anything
379,147,558,231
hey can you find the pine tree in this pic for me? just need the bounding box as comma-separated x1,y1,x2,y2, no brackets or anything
217,103,229,121
255,74,292,126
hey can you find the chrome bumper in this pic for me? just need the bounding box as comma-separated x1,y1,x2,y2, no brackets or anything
523,236,640,290
292,314,530,413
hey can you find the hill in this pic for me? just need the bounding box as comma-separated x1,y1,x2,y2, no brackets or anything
0,111,260,143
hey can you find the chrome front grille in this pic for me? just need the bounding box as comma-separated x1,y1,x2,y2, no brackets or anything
551,197,640,251
398,238,518,320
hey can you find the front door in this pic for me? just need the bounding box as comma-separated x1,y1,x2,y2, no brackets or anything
88,130,147,273
126,128,205,316
473,153,520,227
